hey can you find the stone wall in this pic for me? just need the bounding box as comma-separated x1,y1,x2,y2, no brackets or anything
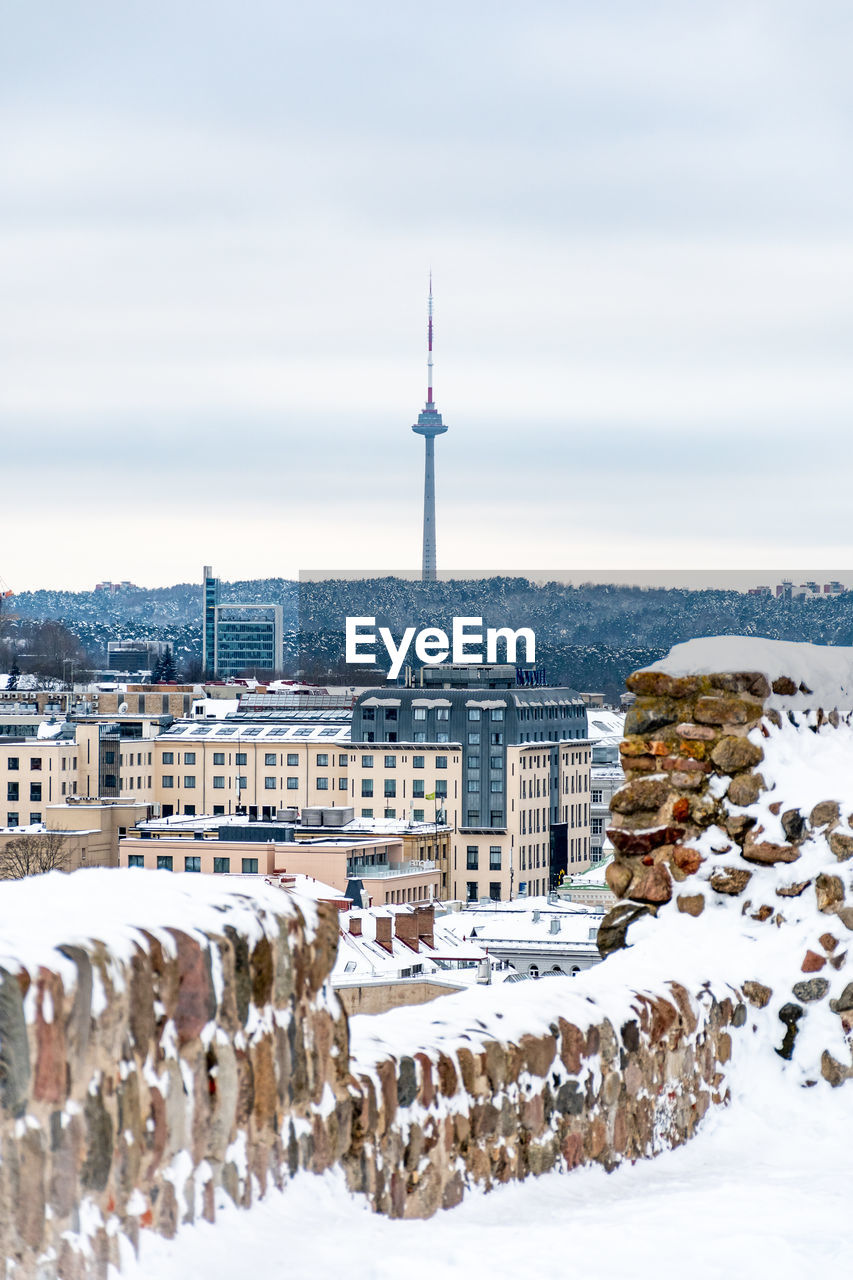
602,640,853,1086
343,977,741,1218
0,874,353,1279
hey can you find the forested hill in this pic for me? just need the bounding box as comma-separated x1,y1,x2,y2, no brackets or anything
9,578,853,698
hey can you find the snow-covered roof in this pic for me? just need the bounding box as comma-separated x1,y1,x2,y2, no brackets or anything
158,722,351,743
333,905,489,985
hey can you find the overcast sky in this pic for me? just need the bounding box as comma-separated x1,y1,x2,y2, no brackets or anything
3,1,853,590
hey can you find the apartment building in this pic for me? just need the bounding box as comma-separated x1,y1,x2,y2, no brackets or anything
349,675,592,902
0,737,80,827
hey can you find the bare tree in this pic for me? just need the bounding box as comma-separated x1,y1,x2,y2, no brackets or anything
0,831,71,879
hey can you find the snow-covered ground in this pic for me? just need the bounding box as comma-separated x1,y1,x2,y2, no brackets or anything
117,1033,852,1280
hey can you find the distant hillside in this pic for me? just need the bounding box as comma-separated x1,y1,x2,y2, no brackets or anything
9,576,853,697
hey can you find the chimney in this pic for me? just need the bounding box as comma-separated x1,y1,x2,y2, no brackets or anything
374,916,393,953
394,912,420,952
549,916,561,935
415,905,435,948
349,916,362,937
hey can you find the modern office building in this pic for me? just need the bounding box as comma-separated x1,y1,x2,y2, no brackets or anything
107,639,172,673
201,566,283,678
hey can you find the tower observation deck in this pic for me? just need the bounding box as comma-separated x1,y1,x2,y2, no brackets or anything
411,275,448,583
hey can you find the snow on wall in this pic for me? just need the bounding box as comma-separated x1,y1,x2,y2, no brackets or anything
0,870,351,1278
606,636,853,1088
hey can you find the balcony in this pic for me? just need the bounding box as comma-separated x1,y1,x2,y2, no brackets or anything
348,859,437,879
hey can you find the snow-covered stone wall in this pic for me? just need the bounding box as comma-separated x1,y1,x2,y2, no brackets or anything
0,872,352,1278
605,636,853,1087
343,971,741,1218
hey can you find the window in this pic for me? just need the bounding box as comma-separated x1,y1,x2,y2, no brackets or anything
6,782,18,802
162,751,174,764
467,881,478,902
489,882,501,901
265,753,277,766
490,779,503,793
242,858,259,874
29,812,41,825
235,752,247,766
6,812,18,826
436,708,450,721
213,776,225,789
384,779,396,798
362,779,374,797
184,776,196,789
413,809,424,821
236,776,247,789
384,755,396,768
467,809,479,825
413,732,427,743
490,810,504,827
490,732,504,745
384,807,396,818
436,732,449,743
184,805,196,816
339,777,347,790
362,807,374,817
435,780,447,798
316,753,328,766
362,708,375,720
490,755,503,770
468,708,481,721
212,806,225,815
213,752,225,766
435,756,447,769
264,777,277,790
287,777,299,790
30,758,42,771
316,777,329,790
157,855,173,871
104,751,115,764
30,783,42,802
338,754,348,767
185,856,201,873
184,752,196,765
467,779,480,792
385,709,397,721
287,753,299,766
468,732,480,745
591,817,603,835
491,708,504,721
414,708,427,721
592,789,603,804
128,855,144,868
214,857,230,873
413,780,425,798
466,846,479,870
162,775,174,788
362,755,373,768
363,732,374,742
489,845,502,870
7,758,18,771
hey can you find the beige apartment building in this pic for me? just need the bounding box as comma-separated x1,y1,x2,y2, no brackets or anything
118,822,440,905
0,737,80,827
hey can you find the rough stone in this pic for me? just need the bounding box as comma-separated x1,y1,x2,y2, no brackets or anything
676,723,717,741
771,676,797,695
624,700,679,736
792,979,829,1002
0,966,31,1118
829,831,853,861
815,873,844,913
710,736,764,773
742,981,772,1008
801,950,826,973
610,777,672,816
810,800,840,829
676,894,705,917
830,983,853,1013
742,832,800,865
709,867,752,896
629,862,672,905
605,862,633,898
776,1003,804,1060
727,773,765,807
781,810,806,842
672,846,703,876
597,903,655,956
776,881,811,898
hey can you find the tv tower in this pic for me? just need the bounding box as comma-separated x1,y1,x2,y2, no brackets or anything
411,274,448,582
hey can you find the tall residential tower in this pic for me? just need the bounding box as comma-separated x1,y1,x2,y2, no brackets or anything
411,276,448,582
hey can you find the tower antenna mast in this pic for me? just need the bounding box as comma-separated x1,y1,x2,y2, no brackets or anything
412,274,448,582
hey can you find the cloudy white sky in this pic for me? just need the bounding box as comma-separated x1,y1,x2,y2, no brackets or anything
3,0,853,589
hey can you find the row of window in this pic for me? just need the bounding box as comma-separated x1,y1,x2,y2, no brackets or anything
7,783,42,801
361,779,447,798
160,775,349,791
359,755,448,770
465,845,502,871
128,855,260,874
5,812,40,826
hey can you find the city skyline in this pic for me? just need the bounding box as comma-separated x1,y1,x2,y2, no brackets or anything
4,2,853,590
